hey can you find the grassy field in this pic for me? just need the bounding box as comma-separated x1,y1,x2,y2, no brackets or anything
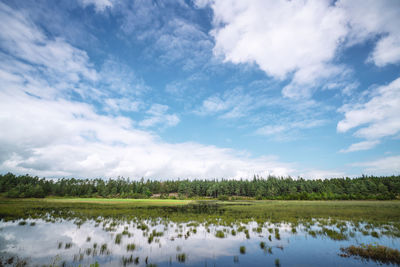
0,197,399,223
40,197,193,205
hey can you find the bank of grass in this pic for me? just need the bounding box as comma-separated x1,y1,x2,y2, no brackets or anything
42,197,192,205
0,197,399,225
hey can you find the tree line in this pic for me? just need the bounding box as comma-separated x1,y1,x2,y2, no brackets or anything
0,172,399,200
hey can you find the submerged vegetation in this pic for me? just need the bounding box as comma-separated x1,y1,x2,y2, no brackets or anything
1,172,399,200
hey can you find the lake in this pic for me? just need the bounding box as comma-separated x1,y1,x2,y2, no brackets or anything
0,199,399,266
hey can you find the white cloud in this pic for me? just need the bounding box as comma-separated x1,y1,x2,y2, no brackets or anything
203,0,348,98
0,2,97,84
337,77,400,151
199,0,400,98
255,120,326,140
104,98,142,113
139,104,180,128
196,87,256,119
119,2,213,70
351,156,400,175
338,0,400,67
339,140,380,153
0,89,295,179
78,0,115,12
0,2,296,179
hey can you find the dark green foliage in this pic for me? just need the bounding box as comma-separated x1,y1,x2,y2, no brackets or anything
240,246,246,254
0,172,399,200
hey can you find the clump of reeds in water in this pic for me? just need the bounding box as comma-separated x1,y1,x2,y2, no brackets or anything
126,243,136,251
115,233,122,244
340,244,400,265
274,228,280,240
240,246,246,254
122,255,134,266
100,243,107,254
244,229,250,239
215,230,225,238
177,253,186,262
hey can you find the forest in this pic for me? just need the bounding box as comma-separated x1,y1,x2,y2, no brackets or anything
0,173,399,200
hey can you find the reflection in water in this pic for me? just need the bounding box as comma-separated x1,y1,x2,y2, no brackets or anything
0,204,399,266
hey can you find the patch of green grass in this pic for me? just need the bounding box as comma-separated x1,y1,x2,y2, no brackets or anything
340,244,400,265
240,246,246,254
215,230,225,238
320,228,347,241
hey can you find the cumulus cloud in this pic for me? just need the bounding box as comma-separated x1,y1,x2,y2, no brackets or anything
199,0,400,98
0,89,295,178
337,77,400,151
338,0,400,67
351,156,400,175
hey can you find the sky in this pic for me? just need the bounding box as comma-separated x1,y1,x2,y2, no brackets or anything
0,0,399,180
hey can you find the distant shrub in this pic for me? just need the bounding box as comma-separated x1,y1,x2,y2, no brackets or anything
218,195,229,201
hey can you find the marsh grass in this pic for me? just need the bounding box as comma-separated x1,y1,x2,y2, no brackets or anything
274,228,280,240
340,244,400,265
122,255,134,266
240,246,246,254
176,253,186,262
320,228,347,241
215,230,225,238
100,243,107,254
115,233,122,244
126,243,136,251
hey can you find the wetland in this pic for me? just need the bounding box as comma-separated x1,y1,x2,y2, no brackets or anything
0,199,399,266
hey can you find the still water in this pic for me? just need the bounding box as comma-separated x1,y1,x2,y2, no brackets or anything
0,204,399,266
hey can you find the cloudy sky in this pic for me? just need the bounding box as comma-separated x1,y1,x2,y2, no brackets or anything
0,0,399,179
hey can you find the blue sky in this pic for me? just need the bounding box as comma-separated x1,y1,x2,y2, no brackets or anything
0,0,399,179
